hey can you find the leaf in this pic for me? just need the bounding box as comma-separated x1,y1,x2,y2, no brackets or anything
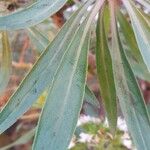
33,1,104,149
33,22,90,150
33,86,100,118
27,22,100,117
117,10,150,81
109,1,150,149
117,11,143,63
0,1,93,134
131,63,150,82
102,5,110,35
0,0,67,30
122,0,150,72
0,128,35,150
96,4,117,133
0,32,11,94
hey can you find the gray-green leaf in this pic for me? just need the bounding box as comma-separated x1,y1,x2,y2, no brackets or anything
0,0,67,30
0,2,92,134
33,21,90,150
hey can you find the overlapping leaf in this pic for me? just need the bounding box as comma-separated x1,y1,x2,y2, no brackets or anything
0,32,11,94
117,11,150,81
33,22,90,150
28,26,100,116
123,0,150,72
109,1,150,149
96,3,117,133
33,86,100,118
0,1,94,134
0,0,67,30
33,0,104,148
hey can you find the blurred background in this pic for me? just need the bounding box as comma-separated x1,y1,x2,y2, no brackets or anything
0,0,149,149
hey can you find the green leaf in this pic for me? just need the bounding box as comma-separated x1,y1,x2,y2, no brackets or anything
33,86,100,118
131,63,150,82
33,22,90,150
109,1,150,149
102,5,110,36
27,25,100,116
117,11,143,63
0,0,67,30
0,32,11,94
117,10,150,81
96,4,117,133
33,1,104,149
123,0,150,72
0,2,92,134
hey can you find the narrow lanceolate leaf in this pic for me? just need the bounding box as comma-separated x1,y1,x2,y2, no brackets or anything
0,2,93,134
28,25,100,113
33,23,90,150
96,4,117,132
122,0,150,72
109,1,150,149
117,11,143,63
0,0,67,30
117,11,150,81
0,32,11,94
33,0,104,149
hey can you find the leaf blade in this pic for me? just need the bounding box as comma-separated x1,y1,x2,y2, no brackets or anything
117,10,150,81
0,0,67,30
109,1,150,149
0,32,11,94
33,0,104,148
96,4,117,132
33,22,90,150
0,2,92,134
123,0,150,72
27,25,100,115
